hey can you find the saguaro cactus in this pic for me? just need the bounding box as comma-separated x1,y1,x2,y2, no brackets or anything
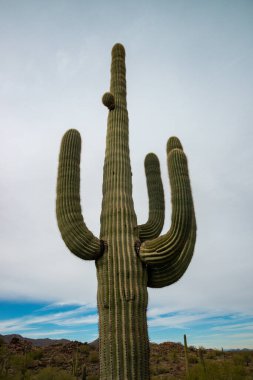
56,43,196,380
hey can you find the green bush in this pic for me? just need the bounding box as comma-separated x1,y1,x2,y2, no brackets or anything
206,351,216,360
233,351,252,367
188,353,198,364
79,344,90,354
214,349,223,357
88,351,99,363
30,349,43,361
32,367,76,380
168,350,178,363
9,353,33,374
188,360,247,380
156,363,168,374
50,353,66,365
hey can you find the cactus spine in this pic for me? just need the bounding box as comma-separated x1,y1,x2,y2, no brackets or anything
56,43,196,380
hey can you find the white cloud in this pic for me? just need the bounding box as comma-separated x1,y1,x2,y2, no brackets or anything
0,1,253,349
212,323,253,332
57,316,98,326
23,330,81,338
0,305,98,334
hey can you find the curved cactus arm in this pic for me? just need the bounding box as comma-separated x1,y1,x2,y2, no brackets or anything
138,153,165,242
147,214,196,287
139,137,196,268
56,129,103,260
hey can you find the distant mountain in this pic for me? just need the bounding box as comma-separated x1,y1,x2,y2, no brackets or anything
0,334,251,352
89,338,99,349
224,348,252,352
0,333,71,347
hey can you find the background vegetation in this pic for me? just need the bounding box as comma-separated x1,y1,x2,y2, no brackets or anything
0,336,252,379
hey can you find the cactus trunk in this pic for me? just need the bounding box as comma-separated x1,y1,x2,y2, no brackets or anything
56,43,196,380
184,334,190,379
97,44,149,379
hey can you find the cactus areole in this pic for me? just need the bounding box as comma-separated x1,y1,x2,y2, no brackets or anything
56,43,196,380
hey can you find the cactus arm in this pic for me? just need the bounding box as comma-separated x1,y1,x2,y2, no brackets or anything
147,214,196,287
56,129,103,260
138,153,165,242
139,137,196,270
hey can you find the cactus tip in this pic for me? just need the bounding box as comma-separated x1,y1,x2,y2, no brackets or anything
112,43,125,57
167,136,183,154
62,129,81,146
144,153,159,167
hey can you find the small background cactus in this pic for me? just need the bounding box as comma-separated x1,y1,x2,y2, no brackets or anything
56,43,196,379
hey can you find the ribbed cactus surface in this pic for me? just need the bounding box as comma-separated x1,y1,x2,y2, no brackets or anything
56,43,196,380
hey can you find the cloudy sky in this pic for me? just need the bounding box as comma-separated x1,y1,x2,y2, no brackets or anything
1,0,253,349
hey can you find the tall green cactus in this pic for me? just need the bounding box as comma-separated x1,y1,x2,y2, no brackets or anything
56,43,196,380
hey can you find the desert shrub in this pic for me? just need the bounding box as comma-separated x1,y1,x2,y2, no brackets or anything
87,375,99,380
32,367,76,380
79,344,90,354
188,353,198,364
50,353,66,365
29,349,43,361
214,349,223,357
150,365,160,376
232,353,245,366
233,351,252,367
155,363,168,374
242,351,252,366
9,354,25,368
0,374,30,380
206,351,216,360
9,353,33,373
0,343,9,375
188,360,247,380
153,354,161,364
168,350,178,363
88,351,99,363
